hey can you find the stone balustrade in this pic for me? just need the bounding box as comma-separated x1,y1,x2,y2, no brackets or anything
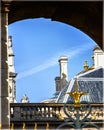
10,103,63,122
10,103,104,123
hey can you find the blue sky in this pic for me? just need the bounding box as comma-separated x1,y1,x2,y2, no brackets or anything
8,18,97,103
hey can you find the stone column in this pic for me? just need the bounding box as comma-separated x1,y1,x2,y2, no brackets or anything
0,2,10,129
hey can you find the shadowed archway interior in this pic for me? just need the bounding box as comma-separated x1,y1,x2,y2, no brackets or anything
6,1,103,49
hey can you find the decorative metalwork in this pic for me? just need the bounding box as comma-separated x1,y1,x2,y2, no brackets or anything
10,123,14,130
57,78,100,130
0,124,2,130
34,123,37,130
46,122,49,130
22,122,26,130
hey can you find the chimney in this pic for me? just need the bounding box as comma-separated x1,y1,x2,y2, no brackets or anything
93,46,104,68
55,56,68,92
55,77,61,92
58,56,68,81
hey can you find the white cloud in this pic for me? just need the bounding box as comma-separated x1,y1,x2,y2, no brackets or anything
16,43,94,80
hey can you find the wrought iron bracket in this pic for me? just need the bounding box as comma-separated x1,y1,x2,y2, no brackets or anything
57,100,100,130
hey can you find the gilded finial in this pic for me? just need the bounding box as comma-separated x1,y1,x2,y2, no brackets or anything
84,60,89,71
66,78,87,107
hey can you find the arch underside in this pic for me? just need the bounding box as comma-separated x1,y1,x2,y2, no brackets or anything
3,1,103,49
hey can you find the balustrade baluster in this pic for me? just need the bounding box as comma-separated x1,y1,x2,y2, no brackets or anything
14,107,21,120
39,106,42,117
50,107,53,118
51,106,54,118
42,107,44,117
36,106,39,118
44,106,47,118
48,107,51,118
10,107,14,118
23,107,27,120
45,107,48,118
10,103,103,124
30,107,32,119
33,107,36,118
99,108,103,119
53,107,57,118
31,107,35,119
57,106,61,115
27,107,30,119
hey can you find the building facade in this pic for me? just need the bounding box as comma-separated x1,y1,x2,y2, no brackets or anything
8,36,17,103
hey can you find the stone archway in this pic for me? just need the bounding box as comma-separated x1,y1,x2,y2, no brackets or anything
8,1,102,48
0,1,103,129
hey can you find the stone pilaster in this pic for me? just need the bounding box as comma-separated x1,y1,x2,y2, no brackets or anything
0,2,10,129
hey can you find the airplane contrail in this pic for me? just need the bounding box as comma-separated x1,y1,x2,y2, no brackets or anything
16,43,94,80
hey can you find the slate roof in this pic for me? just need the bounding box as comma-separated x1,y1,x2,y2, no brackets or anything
56,67,104,103
80,67,103,78
56,84,69,103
